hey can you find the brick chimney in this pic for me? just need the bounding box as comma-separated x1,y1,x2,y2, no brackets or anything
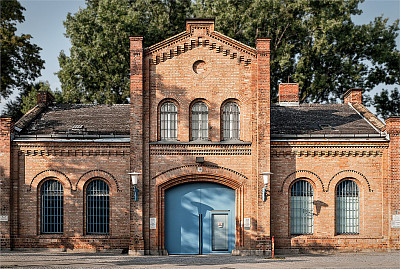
279,83,299,106
343,88,363,104
37,91,54,105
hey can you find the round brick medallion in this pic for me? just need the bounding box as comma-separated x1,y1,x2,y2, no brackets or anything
193,60,206,74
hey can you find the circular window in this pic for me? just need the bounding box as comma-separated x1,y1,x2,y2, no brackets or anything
193,60,206,74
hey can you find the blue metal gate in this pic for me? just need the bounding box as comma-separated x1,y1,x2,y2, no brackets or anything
165,182,236,254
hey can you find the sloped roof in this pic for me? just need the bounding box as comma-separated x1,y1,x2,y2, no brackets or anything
19,104,130,136
270,103,383,136
15,103,385,139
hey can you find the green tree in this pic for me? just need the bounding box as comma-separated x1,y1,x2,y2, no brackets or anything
59,0,399,105
57,0,191,104
193,0,400,103
372,88,400,120
0,0,45,101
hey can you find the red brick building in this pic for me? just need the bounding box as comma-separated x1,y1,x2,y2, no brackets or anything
1,19,399,255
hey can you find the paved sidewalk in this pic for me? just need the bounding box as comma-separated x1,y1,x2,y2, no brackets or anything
0,250,399,268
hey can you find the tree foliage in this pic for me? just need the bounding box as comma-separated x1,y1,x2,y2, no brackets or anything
58,0,400,105
372,88,400,120
58,0,191,104
0,0,45,101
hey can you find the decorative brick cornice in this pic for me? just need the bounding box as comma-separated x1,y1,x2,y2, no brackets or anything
14,144,129,156
271,142,388,148
144,31,255,67
271,150,382,157
150,143,251,155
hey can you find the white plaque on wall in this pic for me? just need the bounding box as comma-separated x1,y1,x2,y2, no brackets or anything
0,215,8,222
244,218,251,230
391,220,400,228
150,218,157,230
391,215,400,228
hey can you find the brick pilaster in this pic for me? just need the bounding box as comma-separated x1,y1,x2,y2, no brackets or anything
386,116,400,249
256,38,271,252
0,116,12,249
129,37,145,255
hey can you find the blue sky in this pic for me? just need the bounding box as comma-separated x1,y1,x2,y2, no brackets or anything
1,0,399,114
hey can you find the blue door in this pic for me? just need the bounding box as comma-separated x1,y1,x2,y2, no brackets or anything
165,182,235,254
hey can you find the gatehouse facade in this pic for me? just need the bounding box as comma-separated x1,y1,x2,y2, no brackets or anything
0,19,399,254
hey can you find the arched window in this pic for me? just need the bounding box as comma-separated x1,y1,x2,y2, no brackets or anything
86,180,110,234
223,102,240,140
336,180,359,234
41,180,63,234
191,102,208,141
160,102,177,140
291,180,314,235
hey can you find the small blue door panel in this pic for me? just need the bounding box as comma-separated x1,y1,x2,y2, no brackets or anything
165,182,235,254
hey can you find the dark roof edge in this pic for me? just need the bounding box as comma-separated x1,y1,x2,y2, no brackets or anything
271,133,386,138
14,104,46,133
348,103,386,132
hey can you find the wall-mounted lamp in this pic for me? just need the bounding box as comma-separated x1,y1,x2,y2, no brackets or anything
128,172,141,202
260,172,273,201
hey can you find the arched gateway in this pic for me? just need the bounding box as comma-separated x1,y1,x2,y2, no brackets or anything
165,182,235,254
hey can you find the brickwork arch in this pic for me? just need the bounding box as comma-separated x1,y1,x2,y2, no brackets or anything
326,170,372,192
76,170,120,193
153,164,247,187
155,166,246,251
279,170,324,193
29,169,72,192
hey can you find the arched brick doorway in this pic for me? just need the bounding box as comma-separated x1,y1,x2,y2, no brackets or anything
156,172,244,254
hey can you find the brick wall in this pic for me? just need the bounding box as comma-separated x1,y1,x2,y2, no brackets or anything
130,37,145,255
0,117,12,249
138,19,272,254
270,141,390,250
386,117,400,249
10,142,130,250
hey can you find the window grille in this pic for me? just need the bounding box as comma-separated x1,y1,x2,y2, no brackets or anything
192,102,208,140
86,180,110,234
41,180,63,234
223,102,240,140
336,180,359,234
160,102,177,140
291,180,314,235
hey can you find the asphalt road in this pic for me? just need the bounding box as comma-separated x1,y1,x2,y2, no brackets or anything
0,250,399,268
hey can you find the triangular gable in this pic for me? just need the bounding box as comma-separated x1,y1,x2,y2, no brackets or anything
144,19,256,66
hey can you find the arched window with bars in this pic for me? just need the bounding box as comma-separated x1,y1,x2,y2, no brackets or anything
41,180,63,234
336,179,359,234
223,102,240,140
290,180,314,235
86,179,110,234
191,101,208,141
160,102,177,140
